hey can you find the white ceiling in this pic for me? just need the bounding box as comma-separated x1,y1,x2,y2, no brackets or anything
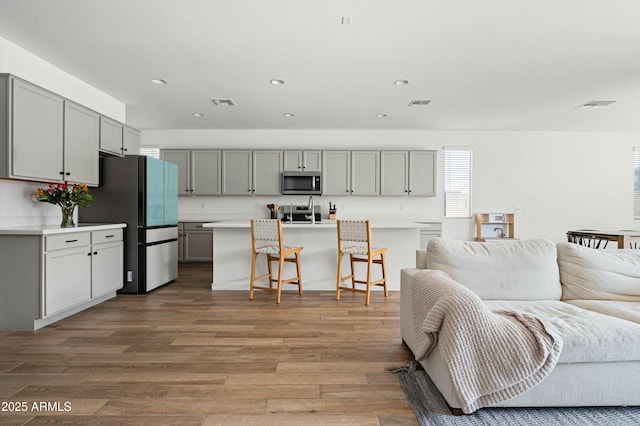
1,0,639,132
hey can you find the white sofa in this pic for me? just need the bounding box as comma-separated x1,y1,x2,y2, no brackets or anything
400,238,640,412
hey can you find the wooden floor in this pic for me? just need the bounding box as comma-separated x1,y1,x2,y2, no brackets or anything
0,264,417,425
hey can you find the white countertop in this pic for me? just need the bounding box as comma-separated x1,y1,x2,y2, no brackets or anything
0,223,127,235
203,220,439,229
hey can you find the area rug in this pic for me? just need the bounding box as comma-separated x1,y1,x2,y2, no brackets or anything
392,364,640,426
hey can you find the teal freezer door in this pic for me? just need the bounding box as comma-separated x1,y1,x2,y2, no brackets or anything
146,156,165,227
163,161,178,225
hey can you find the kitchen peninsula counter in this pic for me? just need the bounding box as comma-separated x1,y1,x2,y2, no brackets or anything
203,220,441,292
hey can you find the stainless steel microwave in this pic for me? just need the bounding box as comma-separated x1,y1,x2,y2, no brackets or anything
281,172,322,195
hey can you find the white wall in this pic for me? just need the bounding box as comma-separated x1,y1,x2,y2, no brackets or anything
0,37,127,227
143,129,640,243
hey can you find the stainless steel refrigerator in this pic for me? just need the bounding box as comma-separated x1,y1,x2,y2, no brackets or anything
80,155,179,293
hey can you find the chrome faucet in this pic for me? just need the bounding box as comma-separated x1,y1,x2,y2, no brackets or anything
308,196,315,224
494,227,505,238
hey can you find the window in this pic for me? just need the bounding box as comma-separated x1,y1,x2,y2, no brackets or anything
444,147,472,218
139,146,160,159
634,147,640,219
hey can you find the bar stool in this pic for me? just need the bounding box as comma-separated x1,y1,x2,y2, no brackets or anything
336,219,388,306
249,219,303,304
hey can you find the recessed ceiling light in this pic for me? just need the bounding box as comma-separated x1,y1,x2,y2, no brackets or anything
377,113,388,118
394,80,410,86
270,79,285,85
283,113,295,117
151,78,167,85
193,113,204,117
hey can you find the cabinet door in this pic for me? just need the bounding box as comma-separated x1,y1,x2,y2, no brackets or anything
283,150,302,172
222,150,252,195
184,230,213,262
380,151,408,196
123,126,140,156
99,116,124,156
302,151,322,172
409,151,437,196
162,150,191,195
11,78,64,182
91,241,124,298
45,246,91,316
191,150,221,195
253,150,283,195
64,101,99,186
351,151,380,196
322,151,351,196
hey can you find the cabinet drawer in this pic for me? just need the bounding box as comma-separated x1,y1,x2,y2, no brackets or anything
92,228,123,244
45,232,90,251
183,222,211,231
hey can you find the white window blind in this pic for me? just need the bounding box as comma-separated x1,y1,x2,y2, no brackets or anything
444,147,472,218
634,147,640,219
139,146,160,159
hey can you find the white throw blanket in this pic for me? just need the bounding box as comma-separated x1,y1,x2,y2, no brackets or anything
411,270,563,414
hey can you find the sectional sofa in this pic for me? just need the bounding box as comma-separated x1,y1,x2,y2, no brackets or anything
400,238,640,413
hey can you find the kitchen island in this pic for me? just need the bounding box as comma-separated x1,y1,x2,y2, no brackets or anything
203,220,440,292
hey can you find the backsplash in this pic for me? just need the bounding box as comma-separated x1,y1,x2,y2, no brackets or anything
0,180,71,227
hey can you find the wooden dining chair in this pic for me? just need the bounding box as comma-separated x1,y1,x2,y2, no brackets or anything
249,219,303,304
336,219,388,306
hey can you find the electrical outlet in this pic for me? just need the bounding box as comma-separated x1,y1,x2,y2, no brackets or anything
399,203,404,210
201,202,207,210
341,203,346,211
515,206,522,213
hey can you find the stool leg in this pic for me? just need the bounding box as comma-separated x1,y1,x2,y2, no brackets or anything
349,254,356,288
276,256,284,304
381,252,388,297
249,250,257,300
267,254,274,288
336,251,343,301
365,255,373,306
295,251,303,295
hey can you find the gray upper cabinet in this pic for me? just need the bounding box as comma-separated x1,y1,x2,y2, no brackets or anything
161,150,190,195
253,150,283,195
380,151,409,196
162,149,221,195
322,151,351,195
284,150,321,172
351,151,380,196
222,150,252,195
408,150,437,196
99,116,124,156
63,101,99,186
5,76,65,182
123,126,140,156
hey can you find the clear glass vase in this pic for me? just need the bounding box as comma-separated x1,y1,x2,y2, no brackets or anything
60,204,76,227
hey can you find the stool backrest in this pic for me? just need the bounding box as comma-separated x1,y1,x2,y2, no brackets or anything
337,220,372,251
251,219,284,251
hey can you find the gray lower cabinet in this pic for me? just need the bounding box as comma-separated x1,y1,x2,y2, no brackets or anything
179,222,213,262
0,227,124,331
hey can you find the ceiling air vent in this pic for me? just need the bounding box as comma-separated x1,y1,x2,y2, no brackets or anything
408,99,432,106
576,100,616,108
211,98,236,106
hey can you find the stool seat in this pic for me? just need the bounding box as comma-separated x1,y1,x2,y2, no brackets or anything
336,220,388,306
250,219,303,304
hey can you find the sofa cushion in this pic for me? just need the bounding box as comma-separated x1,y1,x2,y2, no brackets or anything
485,300,640,363
558,242,640,301
426,238,561,300
567,300,640,324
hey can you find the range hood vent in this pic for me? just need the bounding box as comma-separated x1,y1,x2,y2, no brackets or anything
211,98,236,106
408,99,432,106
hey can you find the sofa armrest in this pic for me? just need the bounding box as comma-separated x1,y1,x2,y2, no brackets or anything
401,267,422,353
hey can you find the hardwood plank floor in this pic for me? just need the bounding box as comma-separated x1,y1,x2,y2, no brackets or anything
0,264,417,425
